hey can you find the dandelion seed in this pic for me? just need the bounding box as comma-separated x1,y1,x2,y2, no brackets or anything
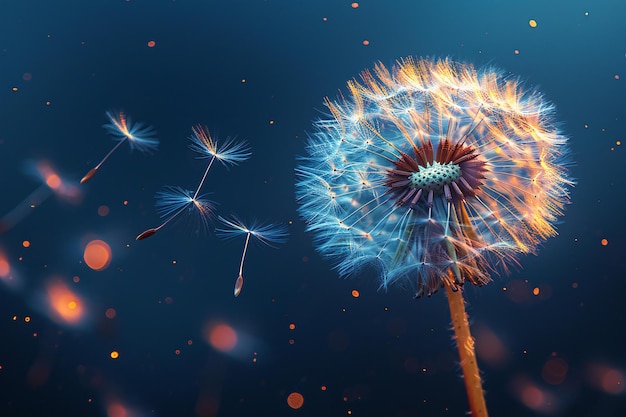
216,216,288,297
81,111,158,184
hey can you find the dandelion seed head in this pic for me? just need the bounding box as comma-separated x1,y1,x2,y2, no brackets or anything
297,57,573,297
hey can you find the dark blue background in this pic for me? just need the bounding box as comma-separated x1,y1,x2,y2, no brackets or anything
1,1,625,416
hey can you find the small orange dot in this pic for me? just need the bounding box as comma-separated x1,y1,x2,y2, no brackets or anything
24,316,31,323
351,2,359,8
73,276,80,283
110,351,119,359
351,289,360,298
362,39,370,46
529,19,538,28
288,339,295,345
321,385,327,391
187,339,193,345
175,349,181,355
533,287,540,296
269,120,275,125
22,240,30,248
98,205,110,216
123,200,128,206
147,40,156,47
12,87,18,92
289,323,296,330
514,49,520,55
601,238,609,246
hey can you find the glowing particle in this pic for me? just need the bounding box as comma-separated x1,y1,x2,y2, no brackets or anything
24,316,31,323
175,349,181,355
322,17,328,21
572,282,578,289
110,351,119,359
83,240,112,271
321,385,327,391
0,256,9,277
123,200,128,206
289,323,296,330
187,339,193,345
617,141,621,146
601,238,608,246
105,308,116,319
351,289,360,298
269,120,275,125
529,19,537,28
241,79,246,83
147,40,156,48
532,287,540,296
12,87,18,92
45,101,51,106
514,49,520,55
98,205,110,216
287,392,304,409
45,173,61,189
22,240,30,248
205,322,238,352
72,276,80,283
542,357,568,385
362,39,370,46
351,2,359,8
47,281,84,325
289,339,295,345
615,75,620,80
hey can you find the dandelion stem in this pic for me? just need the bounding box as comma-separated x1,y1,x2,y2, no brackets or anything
193,155,216,200
239,232,251,277
445,283,488,417
95,137,128,170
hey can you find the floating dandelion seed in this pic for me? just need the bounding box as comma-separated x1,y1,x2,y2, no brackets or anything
81,111,158,183
216,216,288,297
296,57,573,416
136,126,249,240
135,186,215,240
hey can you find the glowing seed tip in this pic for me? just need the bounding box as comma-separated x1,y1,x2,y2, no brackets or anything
234,274,244,297
136,228,157,240
80,167,98,184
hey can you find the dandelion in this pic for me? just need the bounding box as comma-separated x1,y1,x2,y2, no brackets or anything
216,216,288,297
81,111,158,184
296,57,573,416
